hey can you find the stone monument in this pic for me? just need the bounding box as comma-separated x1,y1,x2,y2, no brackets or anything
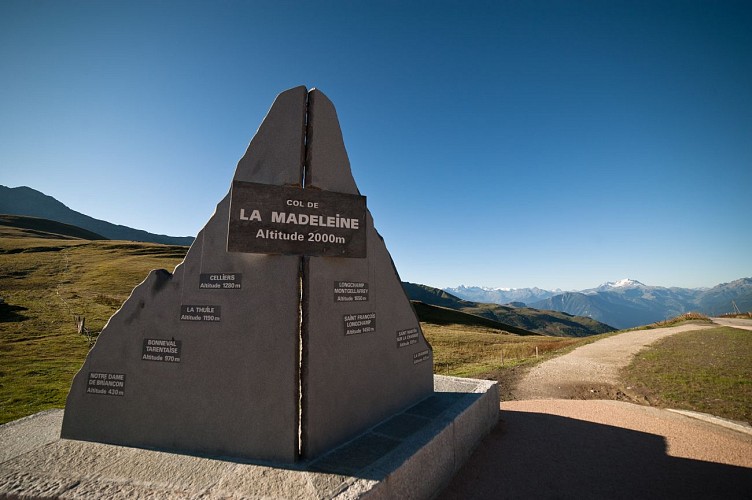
61,86,434,463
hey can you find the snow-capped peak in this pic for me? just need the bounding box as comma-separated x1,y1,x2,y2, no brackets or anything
453,285,513,292
600,278,645,289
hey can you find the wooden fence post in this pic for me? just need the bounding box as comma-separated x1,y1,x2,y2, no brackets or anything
75,316,85,335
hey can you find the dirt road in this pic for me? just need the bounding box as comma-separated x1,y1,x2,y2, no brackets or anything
439,321,752,499
711,317,752,331
512,322,715,400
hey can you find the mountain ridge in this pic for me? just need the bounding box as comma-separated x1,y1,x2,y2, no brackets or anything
445,285,561,305
0,214,107,241
0,185,193,246
446,278,752,329
403,282,615,337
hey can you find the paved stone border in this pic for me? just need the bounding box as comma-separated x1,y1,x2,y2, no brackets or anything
0,375,498,499
666,409,752,436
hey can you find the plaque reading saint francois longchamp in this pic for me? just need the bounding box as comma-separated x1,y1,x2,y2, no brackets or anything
344,312,376,336
227,181,367,257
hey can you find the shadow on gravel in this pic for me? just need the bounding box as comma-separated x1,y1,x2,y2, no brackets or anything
439,409,752,500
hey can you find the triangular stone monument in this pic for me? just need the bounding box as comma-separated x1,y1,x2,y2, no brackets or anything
61,86,434,462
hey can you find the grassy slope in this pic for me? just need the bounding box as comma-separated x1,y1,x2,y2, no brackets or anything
413,301,605,380
423,322,595,378
622,326,752,423
412,301,540,336
0,234,186,423
460,301,614,337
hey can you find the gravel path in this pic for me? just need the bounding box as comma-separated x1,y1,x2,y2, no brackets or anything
439,320,752,499
513,323,716,400
711,317,752,331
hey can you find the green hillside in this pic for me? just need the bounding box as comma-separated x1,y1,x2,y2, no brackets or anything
411,301,540,336
0,214,107,240
0,185,194,246
0,236,188,423
403,282,615,337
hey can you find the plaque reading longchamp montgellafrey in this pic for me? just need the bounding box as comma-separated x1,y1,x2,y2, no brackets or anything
142,339,182,363
199,273,242,290
227,181,367,257
343,312,376,336
334,281,369,302
180,305,221,322
86,372,125,396
396,327,420,348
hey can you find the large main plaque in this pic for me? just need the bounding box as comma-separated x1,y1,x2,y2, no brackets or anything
228,181,366,257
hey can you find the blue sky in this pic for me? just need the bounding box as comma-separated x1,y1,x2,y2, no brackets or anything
1,0,750,290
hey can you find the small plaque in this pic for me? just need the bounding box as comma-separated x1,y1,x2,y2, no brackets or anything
228,181,367,257
200,273,242,290
86,372,126,396
334,281,369,302
413,349,430,365
344,312,376,336
397,327,420,348
180,305,221,322
142,338,182,363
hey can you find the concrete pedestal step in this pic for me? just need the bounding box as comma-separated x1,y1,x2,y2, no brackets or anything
0,375,498,499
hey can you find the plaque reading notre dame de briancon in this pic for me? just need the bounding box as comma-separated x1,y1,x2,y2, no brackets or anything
86,372,125,397
227,181,367,257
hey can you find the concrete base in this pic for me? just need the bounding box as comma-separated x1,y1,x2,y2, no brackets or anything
0,375,498,499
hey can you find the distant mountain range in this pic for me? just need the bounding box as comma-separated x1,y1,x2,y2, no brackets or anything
445,285,562,305
4,186,747,331
0,185,193,246
403,282,614,337
447,278,752,329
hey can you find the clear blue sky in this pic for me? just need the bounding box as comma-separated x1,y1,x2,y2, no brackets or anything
2,1,750,291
